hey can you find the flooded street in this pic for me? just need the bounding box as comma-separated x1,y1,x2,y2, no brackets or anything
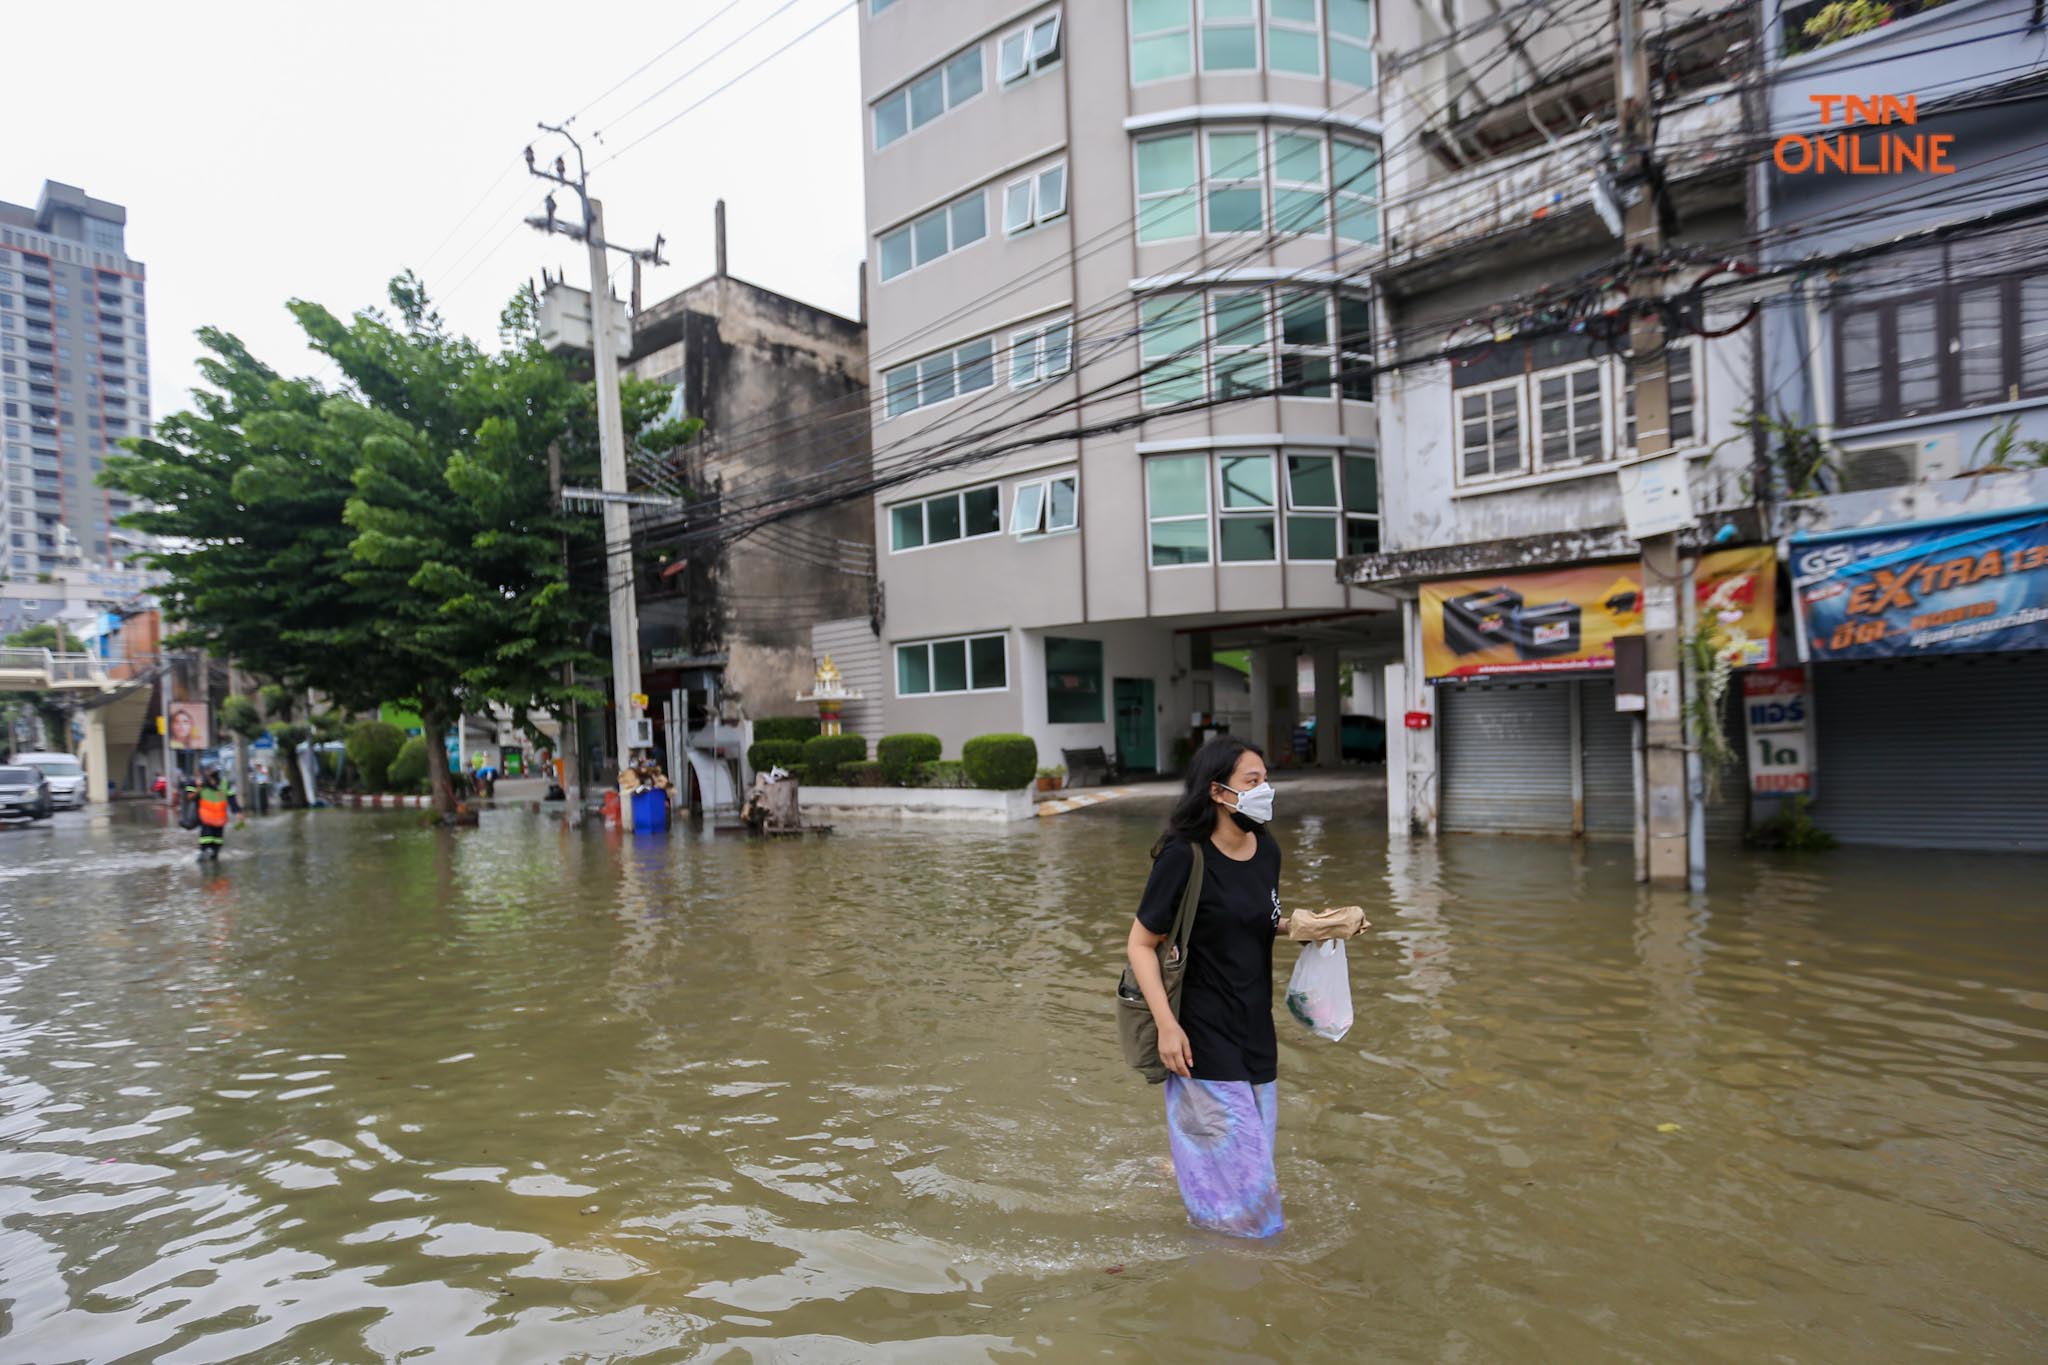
1,792,2044,1363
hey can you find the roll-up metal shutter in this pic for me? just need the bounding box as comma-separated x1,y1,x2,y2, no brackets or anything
1440,681,1572,834
1579,679,1636,837
1814,651,2048,851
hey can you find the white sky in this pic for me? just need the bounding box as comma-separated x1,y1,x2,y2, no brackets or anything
1,0,867,412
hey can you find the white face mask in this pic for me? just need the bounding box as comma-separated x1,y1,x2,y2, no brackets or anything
1225,781,1275,824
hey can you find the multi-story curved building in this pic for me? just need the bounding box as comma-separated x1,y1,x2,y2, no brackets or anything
857,0,1396,772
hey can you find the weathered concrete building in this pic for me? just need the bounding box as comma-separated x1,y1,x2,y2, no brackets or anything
622,205,873,746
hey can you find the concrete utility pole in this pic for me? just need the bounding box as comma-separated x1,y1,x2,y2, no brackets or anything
1616,0,1694,887
525,124,667,831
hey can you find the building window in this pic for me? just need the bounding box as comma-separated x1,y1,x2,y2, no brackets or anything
1344,453,1379,553
890,483,1002,552
1535,362,1605,467
1267,0,1321,75
1136,134,1199,243
1012,472,1079,535
884,336,996,418
1328,0,1374,86
1338,294,1373,401
1217,453,1277,561
1131,0,1193,81
1200,0,1259,71
1211,291,1271,398
1278,291,1331,397
878,191,988,281
897,633,1008,695
870,0,899,13
1271,131,1328,234
1140,294,1208,407
1045,636,1105,722
1623,341,1697,451
1147,454,1211,565
1332,138,1380,243
1204,129,1264,234
1010,318,1073,388
1283,451,1339,559
874,43,985,149
1004,162,1069,235
1000,9,1062,84
1460,381,1523,481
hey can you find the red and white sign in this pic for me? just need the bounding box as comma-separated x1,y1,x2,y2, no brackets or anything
1403,710,1433,730
1743,668,1812,796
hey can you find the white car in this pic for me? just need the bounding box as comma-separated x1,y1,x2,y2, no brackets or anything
11,752,87,809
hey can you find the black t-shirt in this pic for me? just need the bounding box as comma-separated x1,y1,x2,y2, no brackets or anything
1136,828,1283,1084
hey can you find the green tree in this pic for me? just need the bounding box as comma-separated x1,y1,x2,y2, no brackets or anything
345,719,405,791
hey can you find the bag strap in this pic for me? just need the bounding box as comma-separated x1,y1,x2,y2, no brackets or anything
1165,841,1204,956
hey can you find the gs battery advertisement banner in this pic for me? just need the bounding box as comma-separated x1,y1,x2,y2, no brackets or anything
1793,508,2048,661
1421,547,1777,680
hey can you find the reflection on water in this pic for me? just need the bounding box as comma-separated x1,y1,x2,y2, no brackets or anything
2,795,2045,1361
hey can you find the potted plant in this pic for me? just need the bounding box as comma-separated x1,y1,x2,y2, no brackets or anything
1035,764,1066,793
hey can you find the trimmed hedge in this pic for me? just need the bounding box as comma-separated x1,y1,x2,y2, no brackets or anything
388,736,430,793
754,715,822,744
911,759,970,789
345,720,407,791
747,739,804,773
962,734,1038,790
801,733,868,784
842,759,887,788
876,732,942,785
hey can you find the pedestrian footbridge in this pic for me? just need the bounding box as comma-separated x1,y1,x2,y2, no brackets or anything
0,648,145,692
1,649,163,803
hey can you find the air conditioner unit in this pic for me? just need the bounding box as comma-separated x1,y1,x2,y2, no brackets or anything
1836,432,1958,492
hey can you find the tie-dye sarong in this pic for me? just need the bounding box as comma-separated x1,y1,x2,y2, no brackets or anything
1163,1075,1283,1238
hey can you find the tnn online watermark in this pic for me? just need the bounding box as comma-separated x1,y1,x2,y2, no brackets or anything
1774,95,1956,175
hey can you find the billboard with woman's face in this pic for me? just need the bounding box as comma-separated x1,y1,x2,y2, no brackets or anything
168,702,210,751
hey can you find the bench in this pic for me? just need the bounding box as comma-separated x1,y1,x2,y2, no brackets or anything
1061,746,1121,788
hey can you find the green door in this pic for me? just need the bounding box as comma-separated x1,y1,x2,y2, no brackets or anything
1114,678,1157,773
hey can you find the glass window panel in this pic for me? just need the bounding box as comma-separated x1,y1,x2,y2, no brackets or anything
963,484,1001,536
912,210,948,266
1148,454,1208,517
1202,25,1257,69
1216,350,1271,397
1269,28,1320,73
1273,0,1315,16
1282,293,1329,346
1032,15,1061,62
1047,475,1077,529
1338,296,1372,347
1287,515,1337,560
1038,164,1067,220
1897,299,1939,412
1214,291,1267,345
1335,201,1379,244
1219,454,1274,508
1332,139,1378,192
1135,0,1192,25
1140,195,1200,242
1329,0,1372,38
1005,180,1034,234
909,69,945,126
1207,0,1254,13
1958,285,2005,404
1839,308,1883,419
920,353,956,406
1343,456,1377,513
1287,453,1337,507
1045,636,1104,722
2021,277,2048,392
970,635,1007,690
1345,516,1380,555
1281,351,1332,396
1011,480,1045,534
1044,321,1072,377
891,503,925,550
1133,32,1193,81
1137,134,1197,192
1150,518,1210,566
927,493,962,542
1276,189,1327,233
958,338,995,393
875,92,909,148
1219,515,1276,561
999,30,1029,82
898,644,931,694
1275,132,1324,181
946,47,983,103
1208,130,1260,175
1331,35,1374,86
880,228,912,280
932,639,968,692
950,193,987,246
1208,187,1264,233
886,364,918,417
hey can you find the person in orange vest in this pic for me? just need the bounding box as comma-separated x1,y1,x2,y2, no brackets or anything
189,767,239,861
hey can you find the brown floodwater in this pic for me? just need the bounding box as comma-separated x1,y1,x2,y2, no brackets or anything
0,787,2043,1362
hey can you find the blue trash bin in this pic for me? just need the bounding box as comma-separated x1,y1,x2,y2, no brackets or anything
631,787,670,831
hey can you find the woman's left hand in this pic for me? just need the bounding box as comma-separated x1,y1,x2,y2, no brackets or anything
1287,905,1370,941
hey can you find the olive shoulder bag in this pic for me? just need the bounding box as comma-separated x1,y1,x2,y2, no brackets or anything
1115,841,1204,1084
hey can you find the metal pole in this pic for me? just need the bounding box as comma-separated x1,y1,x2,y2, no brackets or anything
586,197,642,832
160,655,174,799
1619,0,1693,886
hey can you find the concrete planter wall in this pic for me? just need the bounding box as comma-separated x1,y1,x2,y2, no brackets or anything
798,785,1035,823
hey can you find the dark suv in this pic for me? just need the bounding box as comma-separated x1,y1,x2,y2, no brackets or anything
0,765,53,822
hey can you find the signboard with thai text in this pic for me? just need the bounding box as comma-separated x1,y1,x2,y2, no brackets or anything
1792,508,2048,661
1743,667,1811,796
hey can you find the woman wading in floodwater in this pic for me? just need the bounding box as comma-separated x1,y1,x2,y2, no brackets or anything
1125,735,1365,1238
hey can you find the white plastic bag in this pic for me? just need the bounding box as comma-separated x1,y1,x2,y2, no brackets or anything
1285,940,1353,1042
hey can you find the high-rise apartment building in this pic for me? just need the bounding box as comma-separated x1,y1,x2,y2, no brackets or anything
0,181,151,579
856,0,1396,771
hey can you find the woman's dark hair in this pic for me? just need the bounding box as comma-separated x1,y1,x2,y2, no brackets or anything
1152,734,1264,856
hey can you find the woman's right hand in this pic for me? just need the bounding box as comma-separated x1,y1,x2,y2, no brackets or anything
1156,1020,1193,1078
